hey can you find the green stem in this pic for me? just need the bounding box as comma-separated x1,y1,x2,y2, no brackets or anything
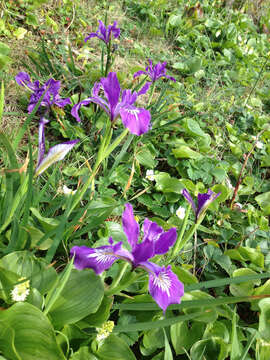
104,41,112,77
171,204,191,258
109,262,129,292
105,269,139,296
147,83,156,106
66,127,129,217
176,219,203,252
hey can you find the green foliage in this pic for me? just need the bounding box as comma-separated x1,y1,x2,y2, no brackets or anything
1,0,270,358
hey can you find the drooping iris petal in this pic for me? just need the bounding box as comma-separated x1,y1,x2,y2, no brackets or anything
71,245,118,274
154,228,177,255
182,189,196,214
54,97,72,108
71,99,95,122
122,203,140,250
120,106,151,136
144,262,184,312
35,139,79,176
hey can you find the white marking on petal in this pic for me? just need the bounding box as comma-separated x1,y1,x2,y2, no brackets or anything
152,271,171,296
126,108,140,121
87,249,116,264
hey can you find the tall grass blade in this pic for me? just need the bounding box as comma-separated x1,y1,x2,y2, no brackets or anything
0,82,4,123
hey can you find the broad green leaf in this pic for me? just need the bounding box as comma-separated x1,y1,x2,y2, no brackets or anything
0,251,57,295
0,302,65,360
155,172,184,194
172,265,198,285
30,207,59,232
203,321,230,343
190,338,228,360
96,334,136,360
225,247,264,268
182,291,218,323
0,55,11,70
183,118,206,137
25,225,53,250
26,14,39,26
172,146,203,159
70,347,98,360
0,267,19,302
135,147,156,168
212,184,230,202
255,192,270,215
48,269,104,328
0,42,10,56
171,321,204,355
143,327,164,350
252,279,270,310
259,298,270,342
229,268,260,297
79,295,113,327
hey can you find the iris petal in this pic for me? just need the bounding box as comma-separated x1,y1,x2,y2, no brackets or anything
145,262,184,312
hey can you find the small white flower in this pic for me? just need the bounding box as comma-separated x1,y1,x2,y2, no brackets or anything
176,206,186,220
63,185,77,195
146,170,155,181
256,141,264,149
11,278,30,302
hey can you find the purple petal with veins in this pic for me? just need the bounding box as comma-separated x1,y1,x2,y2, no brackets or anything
120,106,151,136
144,262,184,312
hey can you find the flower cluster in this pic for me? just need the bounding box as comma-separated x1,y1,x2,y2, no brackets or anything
134,59,176,84
71,204,184,312
96,321,115,342
15,73,79,176
15,72,71,113
85,20,120,45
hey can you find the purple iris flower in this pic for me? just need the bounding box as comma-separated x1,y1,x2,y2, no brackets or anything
133,59,176,84
84,20,120,45
70,203,184,312
182,188,221,221
15,72,71,113
71,72,151,136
